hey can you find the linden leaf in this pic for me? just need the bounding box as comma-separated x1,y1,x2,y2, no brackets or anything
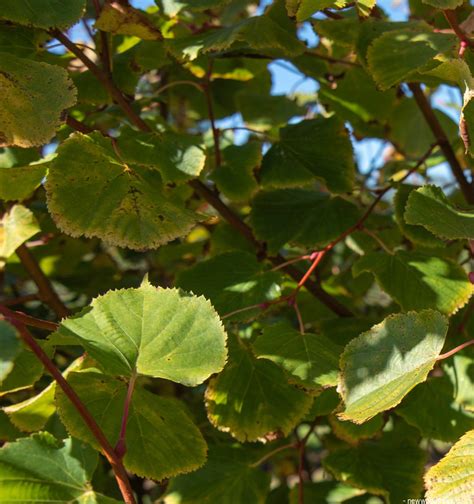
0,53,76,147
353,250,473,315
394,184,444,247
0,205,40,266
205,337,312,442
339,310,448,423
0,163,47,201
0,432,120,503
0,321,21,383
253,324,341,391
56,371,207,481
95,2,162,41
163,446,271,504
260,117,355,193
324,423,426,503
425,429,474,503
46,132,203,250
250,189,360,253
405,184,474,240
55,283,227,386
367,29,457,90
0,0,86,29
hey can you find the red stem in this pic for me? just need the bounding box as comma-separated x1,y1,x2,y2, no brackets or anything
0,306,58,332
3,316,136,504
443,10,474,49
115,371,138,459
437,339,474,360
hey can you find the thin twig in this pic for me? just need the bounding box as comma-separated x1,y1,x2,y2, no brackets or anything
443,10,474,51
0,294,39,306
50,29,150,132
304,51,360,67
91,0,112,75
203,60,222,168
249,442,297,468
1,315,136,504
16,244,69,319
408,83,474,204
0,306,58,332
155,80,204,95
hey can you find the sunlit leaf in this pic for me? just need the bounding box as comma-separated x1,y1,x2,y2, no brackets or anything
339,310,448,423
55,282,227,385
46,132,202,249
0,53,76,147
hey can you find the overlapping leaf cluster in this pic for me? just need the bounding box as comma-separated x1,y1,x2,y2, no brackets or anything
1,0,474,502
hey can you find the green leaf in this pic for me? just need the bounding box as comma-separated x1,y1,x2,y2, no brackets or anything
250,189,360,253
95,2,162,40
0,204,40,265
396,376,474,442
0,53,76,147
422,0,464,8
287,0,348,22
357,0,376,17
0,344,43,396
444,354,474,412
0,321,21,383
161,0,232,16
318,68,396,126
0,432,119,503
0,22,42,59
116,128,206,184
206,337,312,442
324,423,426,503
339,310,448,423
329,414,385,444
353,250,473,315
0,163,47,201
394,184,444,247
4,381,56,432
167,15,305,61
367,29,457,90
0,410,23,442
56,371,207,481
176,251,281,320
425,429,474,503
46,132,203,250
390,99,458,158
163,445,271,503
4,356,86,431
253,324,342,390
211,143,261,201
55,282,227,385
289,481,365,504
260,117,355,193
305,388,341,419
235,93,305,129
0,0,86,29
404,184,474,240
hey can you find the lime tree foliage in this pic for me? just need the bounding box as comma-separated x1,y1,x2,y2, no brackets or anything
3,1,474,503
